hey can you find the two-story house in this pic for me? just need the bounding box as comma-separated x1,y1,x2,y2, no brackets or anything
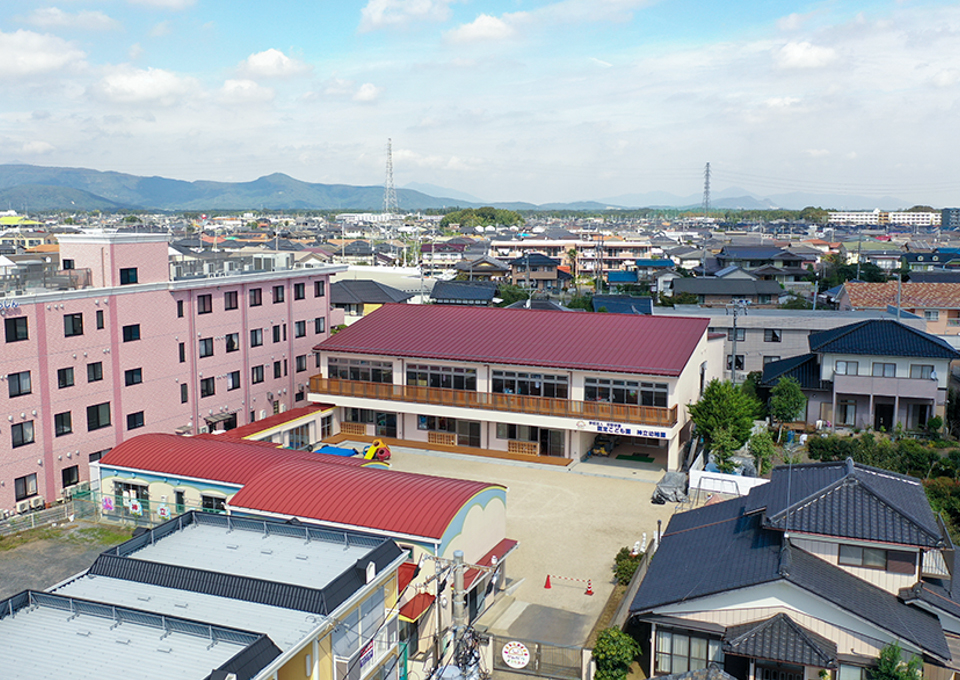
508,252,572,291
309,304,723,469
838,282,960,335
630,459,958,680
761,319,959,430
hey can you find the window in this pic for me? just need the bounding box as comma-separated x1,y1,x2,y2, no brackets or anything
763,356,781,365
273,285,285,303
583,376,666,406
295,320,306,338
64,313,83,337
250,328,263,347
296,355,307,372
197,294,213,314
321,414,333,439
333,358,396,384
910,364,935,379
839,666,870,680
835,360,858,376
122,324,140,342
252,365,265,384
655,629,723,675
86,402,111,431
61,465,79,489
8,370,31,398
224,291,238,310
119,267,138,285
294,282,305,300
55,411,73,436
5,316,28,342
726,327,745,342
180,383,188,403
315,280,325,297
273,325,281,343
87,362,103,382
62,258,74,270
200,377,215,398
57,367,74,388
225,332,240,352
491,369,565,398
199,337,214,358
10,422,33,448
764,329,782,343
227,370,241,390
924,310,940,321
315,317,326,334
202,495,226,513
96,310,104,329
837,399,856,426
14,473,37,501
289,423,310,449
872,362,896,378
274,361,283,379
249,288,262,306
124,368,142,386
838,544,887,569
126,411,145,430
179,342,186,363
727,355,745,371
177,300,184,318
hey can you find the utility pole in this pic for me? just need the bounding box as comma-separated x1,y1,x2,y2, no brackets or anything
701,162,711,215
728,299,748,384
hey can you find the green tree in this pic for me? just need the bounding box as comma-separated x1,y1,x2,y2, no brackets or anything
613,547,642,585
748,429,776,475
711,427,740,473
778,295,812,310
770,377,807,442
496,284,530,307
592,628,640,680
870,642,921,680
688,379,760,448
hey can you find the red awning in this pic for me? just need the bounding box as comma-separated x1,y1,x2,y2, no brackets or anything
398,562,418,593
399,593,436,623
465,538,519,591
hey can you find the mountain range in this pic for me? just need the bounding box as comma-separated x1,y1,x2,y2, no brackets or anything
0,164,915,213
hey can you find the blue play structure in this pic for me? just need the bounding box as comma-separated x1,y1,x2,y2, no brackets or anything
315,445,359,457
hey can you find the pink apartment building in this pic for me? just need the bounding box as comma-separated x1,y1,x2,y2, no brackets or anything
0,232,343,512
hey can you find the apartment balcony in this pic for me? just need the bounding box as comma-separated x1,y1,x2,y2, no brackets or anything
834,374,939,401
309,377,678,428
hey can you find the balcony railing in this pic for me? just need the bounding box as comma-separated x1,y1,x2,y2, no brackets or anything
310,376,678,428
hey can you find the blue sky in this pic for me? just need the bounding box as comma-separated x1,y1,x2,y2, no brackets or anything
1,1,959,206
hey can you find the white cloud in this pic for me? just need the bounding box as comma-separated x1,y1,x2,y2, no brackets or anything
323,78,355,96
91,66,198,105
21,141,55,154
149,21,171,37
0,29,86,78
394,148,475,172
803,149,830,157
777,12,814,31
932,69,960,88
129,42,143,59
776,41,837,69
359,0,454,32
220,79,274,104
238,49,311,79
23,8,121,31
445,14,516,43
353,83,382,102
127,0,196,9
765,97,800,108
590,57,613,68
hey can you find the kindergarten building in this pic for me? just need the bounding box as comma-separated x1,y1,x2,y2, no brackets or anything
309,304,723,469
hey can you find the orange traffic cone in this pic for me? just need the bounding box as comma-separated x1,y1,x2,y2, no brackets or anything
585,580,594,596
544,575,552,589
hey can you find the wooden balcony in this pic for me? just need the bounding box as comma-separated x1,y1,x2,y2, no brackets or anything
309,376,678,428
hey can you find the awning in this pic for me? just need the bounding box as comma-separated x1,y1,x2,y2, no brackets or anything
465,538,519,592
398,562,418,593
205,412,236,424
723,613,837,668
399,593,435,623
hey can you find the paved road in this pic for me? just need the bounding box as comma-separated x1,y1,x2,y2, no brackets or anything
384,445,679,644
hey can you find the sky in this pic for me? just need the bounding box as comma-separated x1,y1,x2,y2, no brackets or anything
1,0,960,206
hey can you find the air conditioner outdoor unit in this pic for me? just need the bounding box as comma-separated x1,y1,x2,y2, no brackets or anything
30,496,45,510
76,481,90,494
62,484,77,500
16,500,30,514
199,425,209,434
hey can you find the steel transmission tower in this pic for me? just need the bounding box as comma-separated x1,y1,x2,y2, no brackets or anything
701,162,711,214
383,138,399,216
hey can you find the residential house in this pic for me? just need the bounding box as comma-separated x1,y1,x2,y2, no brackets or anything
630,459,957,680
430,280,498,306
837,281,960,335
670,277,783,307
761,319,959,430
508,253,572,292
454,255,510,281
330,279,414,322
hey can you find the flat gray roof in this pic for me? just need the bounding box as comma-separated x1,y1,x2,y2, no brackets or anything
128,517,374,589
0,592,255,680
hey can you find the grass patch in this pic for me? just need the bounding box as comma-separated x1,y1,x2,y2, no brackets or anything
0,526,66,551
585,582,627,649
68,526,133,547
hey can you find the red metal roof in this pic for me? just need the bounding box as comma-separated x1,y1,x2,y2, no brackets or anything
224,404,334,440
399,593,435,622
229,459,504,540
99,433,365,486
315,304,708,376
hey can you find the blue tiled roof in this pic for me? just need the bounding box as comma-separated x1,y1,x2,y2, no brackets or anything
429,281,497,302
591,295,653,314
607,271,638,283
808,319,960,359
635,259,675,268
760,354,828,391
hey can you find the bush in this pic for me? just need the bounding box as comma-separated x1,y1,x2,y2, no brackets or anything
748,429,776,475
593,628,640,680
613,547,642,586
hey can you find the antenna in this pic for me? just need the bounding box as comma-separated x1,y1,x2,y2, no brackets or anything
701,162,711,215
383,138,399,217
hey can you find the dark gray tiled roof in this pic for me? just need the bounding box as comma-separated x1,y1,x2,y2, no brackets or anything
660,667,738,680
760,354,829,391
723,613,837,667
672,278,783,297
330,280,414,304
509,252,560,267
592,295,653,314
430,281,497,302
808,319,960,359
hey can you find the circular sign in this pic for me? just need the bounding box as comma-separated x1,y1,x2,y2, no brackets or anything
501,641,530,669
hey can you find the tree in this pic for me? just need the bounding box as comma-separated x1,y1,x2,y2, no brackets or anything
592,628,640,680
770,377,807,442
567,247,579,295
778,295,812,310
748,429,776,475
613,547,642,585
688,379,760,448
496,284,530,307
871,642,921,680
711,427,740,473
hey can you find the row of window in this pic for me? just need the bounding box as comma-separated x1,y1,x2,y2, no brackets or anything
13,467,81,501
13,401,113,448
177,281,326,317
195,319,325,360
709,327,782,343
835,361,935,379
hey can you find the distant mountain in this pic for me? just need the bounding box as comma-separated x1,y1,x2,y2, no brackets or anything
402,182,484,204
0,183,129,211
600,187,913,211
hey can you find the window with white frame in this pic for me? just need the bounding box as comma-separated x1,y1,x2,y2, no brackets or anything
655,629,723,675
910,364,935,379
835,360,858,375
924,310,940,321
872,362,896,378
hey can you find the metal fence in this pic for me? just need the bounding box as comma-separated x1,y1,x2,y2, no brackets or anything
0,496,98,538
493,636,583,680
